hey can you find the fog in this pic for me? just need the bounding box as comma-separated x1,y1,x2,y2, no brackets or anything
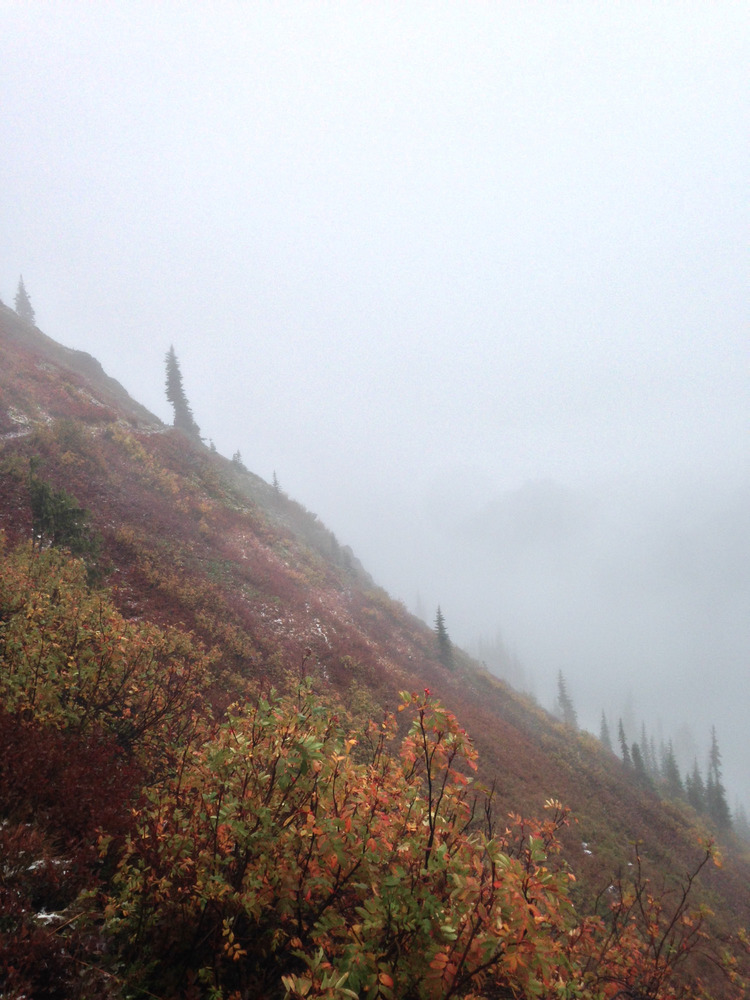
2,5,748,802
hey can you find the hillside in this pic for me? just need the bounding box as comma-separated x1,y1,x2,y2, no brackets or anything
380,469,750,810
1,307,749,999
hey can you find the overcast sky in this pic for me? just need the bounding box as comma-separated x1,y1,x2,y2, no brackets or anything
2,4,749,794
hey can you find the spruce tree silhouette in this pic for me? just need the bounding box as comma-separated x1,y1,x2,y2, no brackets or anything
165,345,200,437
14,275,35,325
706,726,731,829
434,606,454,669
554,671,578,729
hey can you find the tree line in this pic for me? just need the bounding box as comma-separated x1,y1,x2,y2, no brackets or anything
599,710,733,830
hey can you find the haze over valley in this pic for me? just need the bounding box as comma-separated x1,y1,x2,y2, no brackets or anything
3,4,748,806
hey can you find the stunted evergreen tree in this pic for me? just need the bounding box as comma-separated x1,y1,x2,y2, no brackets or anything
434,606,454,669
599,711,613,752
271,471,284,506
554,671,577,730
660,741,684,798
165,345,200,438
28,463,98,561
618,719,631,766
14,275,35,325
706,727,731,829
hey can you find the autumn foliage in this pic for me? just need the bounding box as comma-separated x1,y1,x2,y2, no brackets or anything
0,536,211,757
105,686,581,999
0,536,743,999
102,681,732,1000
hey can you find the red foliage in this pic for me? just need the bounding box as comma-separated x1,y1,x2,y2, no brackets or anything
0,710,142,855
0,712,143,999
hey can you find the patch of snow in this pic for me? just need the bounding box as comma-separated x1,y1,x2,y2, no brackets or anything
27,858,70,872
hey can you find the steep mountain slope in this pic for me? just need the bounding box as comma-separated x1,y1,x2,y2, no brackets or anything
1,308,749,997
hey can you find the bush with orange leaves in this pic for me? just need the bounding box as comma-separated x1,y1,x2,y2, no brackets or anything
0,537,740,998
102,684,739,1000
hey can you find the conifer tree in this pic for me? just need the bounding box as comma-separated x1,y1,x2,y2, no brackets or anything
14,275,35,325
618,719,631,766
554,671,578,729
434,606,454,669
165,345,200,438
28,464,98,561
272,471,284,505
685,759,706,814
661,740,684,798
706,727,731,829
599,711,613,752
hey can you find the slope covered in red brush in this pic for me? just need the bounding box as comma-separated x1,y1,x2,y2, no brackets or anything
1,306,749,998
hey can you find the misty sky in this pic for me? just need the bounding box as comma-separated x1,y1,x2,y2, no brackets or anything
2,6,749,797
